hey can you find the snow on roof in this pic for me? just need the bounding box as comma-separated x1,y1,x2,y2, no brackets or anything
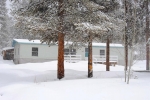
12,39,123,47
2,47,14,50
12,39,45,47
13,39,43,44
92,43,123,47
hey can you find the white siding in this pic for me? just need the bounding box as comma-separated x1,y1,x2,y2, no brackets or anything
92,46,125,65
19,44,58,59
76,47,86,60
13,43,20,64
13,42,129,66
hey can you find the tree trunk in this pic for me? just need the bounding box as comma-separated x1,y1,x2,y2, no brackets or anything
106,36,110,71
127,1,137,84
146,0,149,70
57,0,64,79
57,33,64,79
88,33,93,78
124,0,128,82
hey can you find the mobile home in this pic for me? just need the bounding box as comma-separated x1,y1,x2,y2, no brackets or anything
12,39,126,65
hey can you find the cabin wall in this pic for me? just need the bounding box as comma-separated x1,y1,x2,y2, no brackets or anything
13,42,128,66
20,44,58,59
14,44,58,64
13,44,20,64
76,47,86,60
92,46,125,65
110,47,125,65
75,46,125,66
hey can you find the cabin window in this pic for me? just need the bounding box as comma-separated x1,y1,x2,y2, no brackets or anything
32,47,38,56
100,50,105,56
64,48,76,55
70,49,76,55
85,48,88,57
64,49,69,55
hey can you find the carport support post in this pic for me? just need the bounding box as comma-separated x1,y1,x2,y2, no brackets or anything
88,33,93,78
57,0,64,79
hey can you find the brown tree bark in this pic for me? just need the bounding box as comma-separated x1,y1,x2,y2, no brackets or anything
124,0,128,82
106,36,110,71
57,32,64,79
57,0,65,79
88,33,93,78
146,0,149,70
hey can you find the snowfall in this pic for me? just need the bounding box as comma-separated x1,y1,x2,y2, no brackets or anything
0,56,150,100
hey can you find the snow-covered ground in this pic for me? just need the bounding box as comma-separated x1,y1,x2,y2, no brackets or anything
0,56,150,100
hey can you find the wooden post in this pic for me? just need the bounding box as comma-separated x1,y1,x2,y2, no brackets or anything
57,0,65,79
88,33,93,78
106,36,110,71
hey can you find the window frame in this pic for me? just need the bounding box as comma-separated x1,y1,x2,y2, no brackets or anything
85,48,88,57
64,48,69,55
64,48,76,55
100,49,105,56
32,47,38,56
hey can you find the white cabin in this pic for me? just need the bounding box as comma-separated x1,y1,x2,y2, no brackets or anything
12,39,126,65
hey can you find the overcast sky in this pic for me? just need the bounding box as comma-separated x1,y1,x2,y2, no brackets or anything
6,0,11,8
6,0,11,16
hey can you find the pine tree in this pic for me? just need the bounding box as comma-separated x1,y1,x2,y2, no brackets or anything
0,0,8,51
11,0,124,78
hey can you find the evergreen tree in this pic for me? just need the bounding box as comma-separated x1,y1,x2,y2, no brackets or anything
11,0,124,78
0,0,8,51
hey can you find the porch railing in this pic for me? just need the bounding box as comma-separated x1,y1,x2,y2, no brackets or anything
93,55,118,63
64,55,81,63
64,55,118,64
